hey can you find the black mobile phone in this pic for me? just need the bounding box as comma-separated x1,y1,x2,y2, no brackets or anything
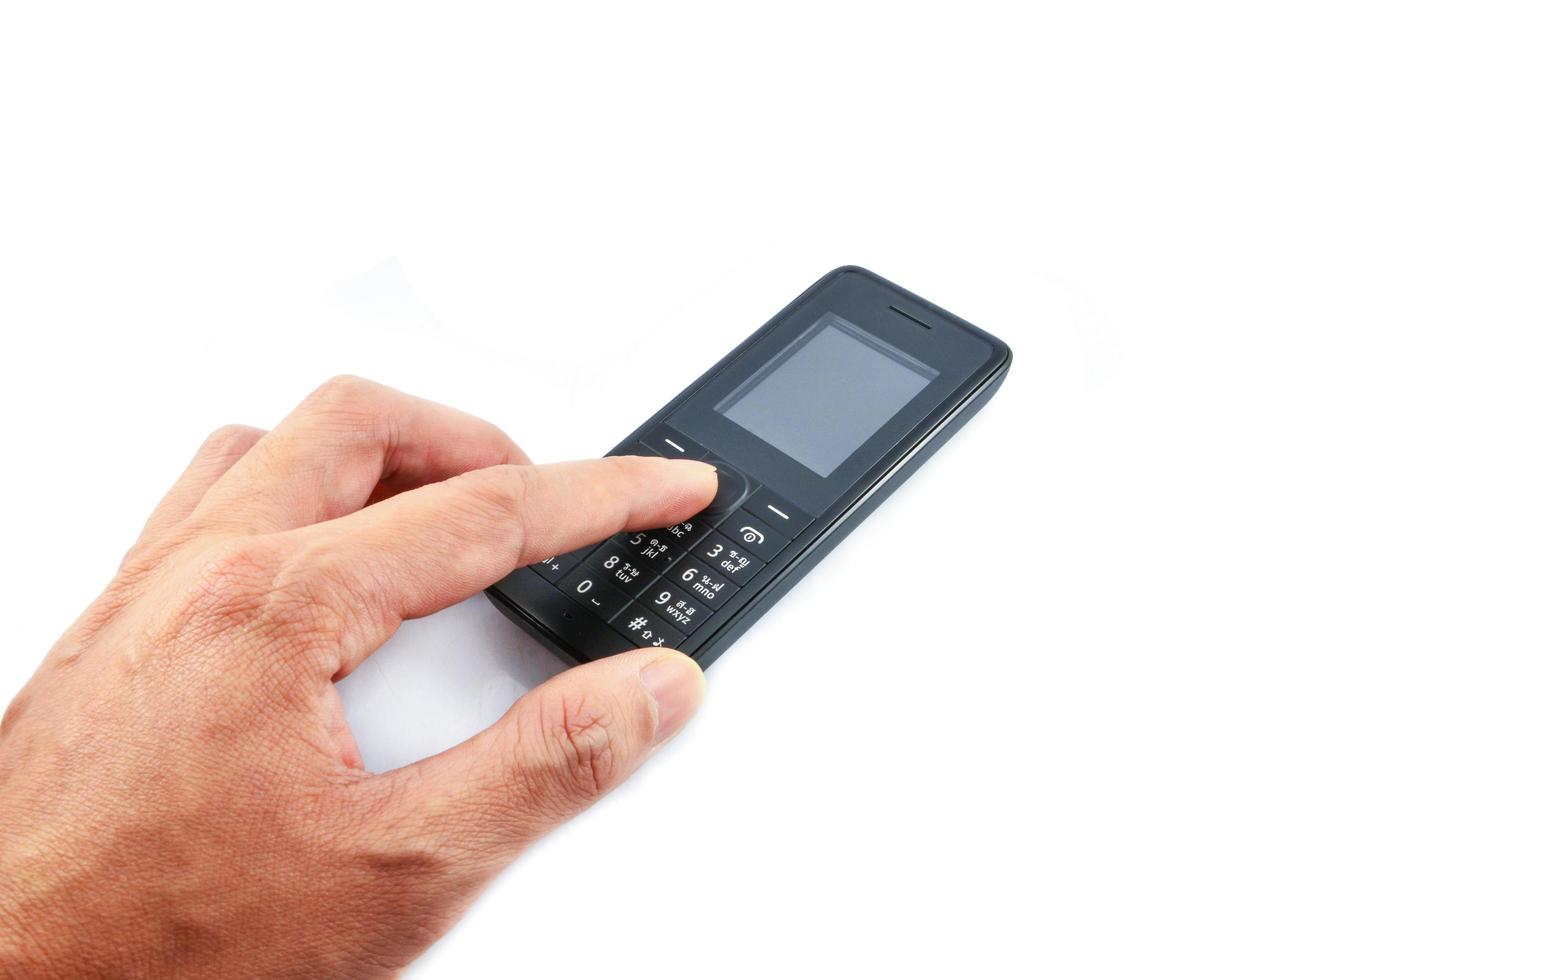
487,266,1011,670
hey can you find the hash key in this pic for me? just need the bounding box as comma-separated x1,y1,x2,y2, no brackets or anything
613,603,686,649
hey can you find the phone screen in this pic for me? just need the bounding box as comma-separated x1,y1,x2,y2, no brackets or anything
715,313,938,477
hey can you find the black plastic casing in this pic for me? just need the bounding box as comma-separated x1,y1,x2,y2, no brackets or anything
486,266,1012,670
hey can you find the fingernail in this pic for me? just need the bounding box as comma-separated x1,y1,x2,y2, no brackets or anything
640,654,705,746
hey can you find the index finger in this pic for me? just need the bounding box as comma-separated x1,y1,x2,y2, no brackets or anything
285,455,717,673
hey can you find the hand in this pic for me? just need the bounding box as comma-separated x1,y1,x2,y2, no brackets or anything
0,376,718,978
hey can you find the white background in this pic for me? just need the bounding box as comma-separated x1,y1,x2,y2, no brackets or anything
2,3,1542,977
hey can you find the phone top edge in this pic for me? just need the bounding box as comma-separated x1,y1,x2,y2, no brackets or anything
821,265,1013,367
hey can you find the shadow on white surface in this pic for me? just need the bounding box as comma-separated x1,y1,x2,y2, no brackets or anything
336,594,566,773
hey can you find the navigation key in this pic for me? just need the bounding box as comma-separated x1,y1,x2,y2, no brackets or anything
640,424,707,460
743,487,812,537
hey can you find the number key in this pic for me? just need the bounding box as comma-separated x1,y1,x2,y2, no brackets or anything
689,531,765,583
531,548,592,584
584,543,656,595
656,518,710,549
663,560,740,610
644,586,709,634
616,529,690,573
556,567,632,620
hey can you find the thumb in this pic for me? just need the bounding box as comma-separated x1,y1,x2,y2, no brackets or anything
387,650,705,861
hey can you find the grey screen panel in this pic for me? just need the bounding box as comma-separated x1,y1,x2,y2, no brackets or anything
715,313,939,477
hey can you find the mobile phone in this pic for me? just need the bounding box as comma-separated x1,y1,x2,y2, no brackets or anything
487,266,1011,669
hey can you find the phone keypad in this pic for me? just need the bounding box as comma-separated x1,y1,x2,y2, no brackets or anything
519,440,799,652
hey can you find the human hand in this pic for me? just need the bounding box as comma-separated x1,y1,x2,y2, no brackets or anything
0,376,717,978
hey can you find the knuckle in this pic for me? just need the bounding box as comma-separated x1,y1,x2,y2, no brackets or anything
308,373,380,406
464,463,529,511
155,539,338,659
301,375,393,446
1,688,30,737
279,542,394,650
199,423,264,457
182,539,284,617
456,464,533,542
536,692,620,803
301,374,386,420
